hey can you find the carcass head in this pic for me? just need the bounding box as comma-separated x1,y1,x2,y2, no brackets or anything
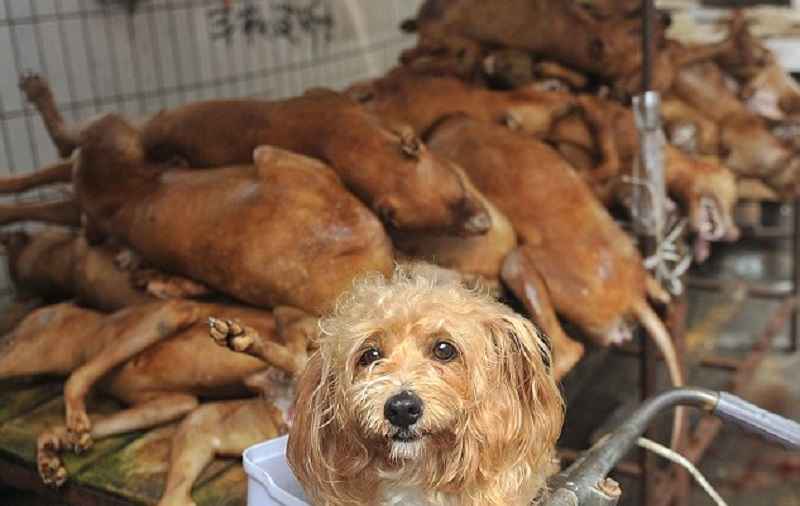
677,156,740,262
366,121,491,237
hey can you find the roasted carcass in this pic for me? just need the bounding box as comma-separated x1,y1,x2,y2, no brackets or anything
1,112,394,315
403,0,673,94
425,115,682,400
1,227,152,311
0,299,312,506
670,61,800,196
19,74,489,236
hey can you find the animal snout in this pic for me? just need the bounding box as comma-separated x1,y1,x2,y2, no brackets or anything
384,391,424,427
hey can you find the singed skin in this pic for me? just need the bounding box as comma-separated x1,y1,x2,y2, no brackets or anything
0,299,306,506
75,114,394,316
716,13,800,117
102,305,283,403
348,70,576,139
662,96,721,156
547,95,739,244
139,89,489,235
0,302,274,400
391,163,516,291
2,227,152,311
347,72,619,182
672,61,800,195
408,0,672,94
427,115,646,344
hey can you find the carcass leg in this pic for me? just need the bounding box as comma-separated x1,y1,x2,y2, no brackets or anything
575,96,621,183
131,268,213,299
62,301,201,445
19,73,81,158
273,305,316,356
0,161,72,194
501,248,585,379
0,198,81,227
208,315,306,376
157,399,287,506
37,393,199,487
0,303,102,380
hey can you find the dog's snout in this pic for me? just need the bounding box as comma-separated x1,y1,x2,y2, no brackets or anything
384,391,423,427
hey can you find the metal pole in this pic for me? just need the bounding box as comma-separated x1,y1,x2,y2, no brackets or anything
642,0,654,92
637,2,662,504
791,199,800,352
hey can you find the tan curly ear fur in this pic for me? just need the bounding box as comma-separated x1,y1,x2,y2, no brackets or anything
287,352,375,505
470,312,564,502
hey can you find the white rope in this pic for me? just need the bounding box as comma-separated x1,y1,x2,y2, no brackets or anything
637,437,728,506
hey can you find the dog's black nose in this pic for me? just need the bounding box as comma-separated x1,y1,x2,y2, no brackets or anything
384,391,423,427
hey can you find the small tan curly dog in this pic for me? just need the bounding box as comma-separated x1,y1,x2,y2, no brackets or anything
287,264,564,506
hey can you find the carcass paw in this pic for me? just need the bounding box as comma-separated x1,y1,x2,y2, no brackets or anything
208,317,254,352
19,72,50,103
37,432,68,487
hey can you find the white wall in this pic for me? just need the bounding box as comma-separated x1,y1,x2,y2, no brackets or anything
0,0,421,298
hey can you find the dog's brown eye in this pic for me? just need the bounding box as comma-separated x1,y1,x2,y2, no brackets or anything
433,341,458,362
358,347,383,367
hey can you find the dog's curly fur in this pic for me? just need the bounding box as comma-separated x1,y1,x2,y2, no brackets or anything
287,264,564,506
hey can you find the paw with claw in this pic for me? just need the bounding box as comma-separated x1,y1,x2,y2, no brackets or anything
37,432,68,487
65,405,93,454
209,317,255,352
19,71,50,103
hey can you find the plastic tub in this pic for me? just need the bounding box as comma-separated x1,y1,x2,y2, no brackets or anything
243,435,309,506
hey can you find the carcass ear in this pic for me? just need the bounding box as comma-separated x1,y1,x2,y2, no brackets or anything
253,145,280,166
502,111,523,131
385,122,423,159
303,87,337,98
345,82,376,103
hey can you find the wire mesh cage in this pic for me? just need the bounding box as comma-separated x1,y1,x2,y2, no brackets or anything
0,0,420,301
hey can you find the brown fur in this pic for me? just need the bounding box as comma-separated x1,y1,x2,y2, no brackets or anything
288,265,563,506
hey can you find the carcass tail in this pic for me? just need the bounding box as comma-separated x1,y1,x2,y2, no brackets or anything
634,299,685,450
0,161,72,194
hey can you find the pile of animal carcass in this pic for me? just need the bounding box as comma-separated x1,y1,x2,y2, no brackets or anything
0,1,797,504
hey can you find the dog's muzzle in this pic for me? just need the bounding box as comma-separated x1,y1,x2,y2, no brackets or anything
384,390,424,428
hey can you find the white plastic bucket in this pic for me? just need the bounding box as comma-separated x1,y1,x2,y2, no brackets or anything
243,436,310,506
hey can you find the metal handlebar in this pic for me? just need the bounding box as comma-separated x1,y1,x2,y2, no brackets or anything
543,387,800,506
714,391,800,449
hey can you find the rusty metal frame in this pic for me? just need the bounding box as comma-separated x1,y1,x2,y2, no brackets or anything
688,199,800,352
558,200,799,505
642,199,800,505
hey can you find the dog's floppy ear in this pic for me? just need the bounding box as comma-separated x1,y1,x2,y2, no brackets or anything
287,351,330,498
286,351,372,505
480,311,564,475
